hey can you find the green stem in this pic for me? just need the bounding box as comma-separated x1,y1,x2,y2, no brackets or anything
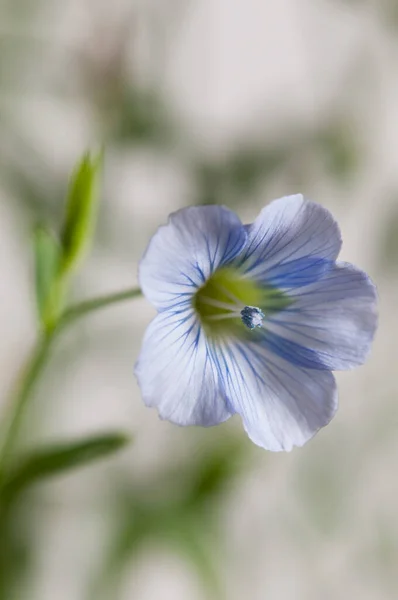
0,333,55,481
0,286,142,478
60,287,142,329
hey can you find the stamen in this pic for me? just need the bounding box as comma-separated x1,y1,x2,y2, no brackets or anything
211,282,245,307
205,311,243,321
240,306,265,330
198,296,241,312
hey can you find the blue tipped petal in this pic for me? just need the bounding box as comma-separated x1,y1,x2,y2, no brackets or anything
135,309,232,426
263,262,378,370
212,338,337,451
139,206,247,311
239,195,341,286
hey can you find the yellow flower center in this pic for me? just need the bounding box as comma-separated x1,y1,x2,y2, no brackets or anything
193,267,292,338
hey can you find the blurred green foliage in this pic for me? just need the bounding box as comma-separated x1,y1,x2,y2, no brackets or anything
110,89,174,147
91,434,247,600
0,494,32,600
194,118,359,208
0,432,129,598
1,432,129,502
378,200,398,271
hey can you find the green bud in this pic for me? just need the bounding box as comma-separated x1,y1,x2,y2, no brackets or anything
61,150,102,274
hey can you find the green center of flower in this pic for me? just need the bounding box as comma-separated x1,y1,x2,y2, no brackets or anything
193,267,292,338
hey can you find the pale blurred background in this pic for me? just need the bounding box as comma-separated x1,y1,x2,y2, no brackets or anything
0,0,396,599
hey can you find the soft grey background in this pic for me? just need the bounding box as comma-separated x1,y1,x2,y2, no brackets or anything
0,1,396,599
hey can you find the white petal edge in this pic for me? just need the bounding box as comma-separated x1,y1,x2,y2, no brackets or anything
212,338,338,451
139,205,247,311
135,309,232,426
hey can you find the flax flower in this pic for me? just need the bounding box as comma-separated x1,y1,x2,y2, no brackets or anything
135,195,377,451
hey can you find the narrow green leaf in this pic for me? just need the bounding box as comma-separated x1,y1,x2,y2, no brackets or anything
33,225,60,323
61,150,102,273
1,432,129,500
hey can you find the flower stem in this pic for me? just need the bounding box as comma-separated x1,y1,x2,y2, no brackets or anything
59,287,142,329
0,333,54,482
0,286,142,479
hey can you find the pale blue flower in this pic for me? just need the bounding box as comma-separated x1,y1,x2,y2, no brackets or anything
135,195,377,451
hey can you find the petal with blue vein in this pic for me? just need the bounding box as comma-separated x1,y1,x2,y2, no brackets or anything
139,206,247,310
239,195,341,286
135,309,232,426
263,256,334,289
262,262,378,370
212,338,337,451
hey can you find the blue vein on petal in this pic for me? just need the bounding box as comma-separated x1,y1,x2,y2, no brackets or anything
260,330,331,370
152,315,201,384
241,213,336,273
233,340,323,418
264,257,333,287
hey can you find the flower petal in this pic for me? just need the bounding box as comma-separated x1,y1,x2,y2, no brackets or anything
239,195,341,286
263,262,378,370
135,309,232,426
139,206,247,310
212,338,337,451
